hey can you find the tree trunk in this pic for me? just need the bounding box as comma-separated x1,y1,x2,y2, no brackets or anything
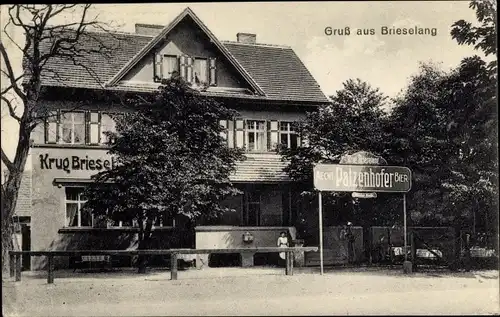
1,215,14,276
137,218,153,273
1,170,25,274
1,120,31,274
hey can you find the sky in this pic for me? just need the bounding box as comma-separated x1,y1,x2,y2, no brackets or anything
0,1,487,171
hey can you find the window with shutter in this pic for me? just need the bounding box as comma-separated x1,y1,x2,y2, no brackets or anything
301,134,309,147
219,120,227,141
227,120,235,148
45,110,59,144
209,57,217,86
154,53,163,82
87,112,100,145
235,119,245,148
179,55,187,79
186,56,193,83
268,120,279,150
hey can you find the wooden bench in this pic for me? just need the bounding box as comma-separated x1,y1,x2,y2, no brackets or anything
9,247,318,284
73,255,112,272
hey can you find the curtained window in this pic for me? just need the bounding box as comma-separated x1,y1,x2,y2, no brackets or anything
65,187,91,227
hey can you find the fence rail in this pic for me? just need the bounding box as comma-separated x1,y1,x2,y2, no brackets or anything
9,247,318,284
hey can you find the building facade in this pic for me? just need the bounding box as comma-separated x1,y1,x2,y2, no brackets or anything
17,7,332,270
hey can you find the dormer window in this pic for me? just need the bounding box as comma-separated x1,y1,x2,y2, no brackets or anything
154,53,216,86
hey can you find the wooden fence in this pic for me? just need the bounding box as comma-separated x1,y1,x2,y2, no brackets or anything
9,246,318,284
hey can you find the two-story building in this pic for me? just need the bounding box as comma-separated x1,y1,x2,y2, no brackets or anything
19,7,331,270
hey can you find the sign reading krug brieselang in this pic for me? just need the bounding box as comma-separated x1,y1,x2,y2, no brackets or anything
39,153,117,174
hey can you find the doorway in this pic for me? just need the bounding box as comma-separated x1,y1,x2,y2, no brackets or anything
21,224,31,271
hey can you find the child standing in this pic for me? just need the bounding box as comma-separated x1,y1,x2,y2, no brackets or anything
277,231,289,266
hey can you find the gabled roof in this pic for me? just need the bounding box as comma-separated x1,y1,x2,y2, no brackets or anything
106,7,265,96
28,8,330,104
24,31,153,90
223,41,329,103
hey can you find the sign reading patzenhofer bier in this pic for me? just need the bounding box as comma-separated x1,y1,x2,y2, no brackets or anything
313,164,412,192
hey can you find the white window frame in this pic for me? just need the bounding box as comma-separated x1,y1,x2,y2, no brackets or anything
45,111,117,145
193,57,208,85
245,120,266,152
65,187,92,227
60,112,86,145
218,119,302,152
162,54,180,79
279,121,299,149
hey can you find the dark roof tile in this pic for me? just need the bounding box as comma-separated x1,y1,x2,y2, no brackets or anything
30,29,329,104
230,154,291,183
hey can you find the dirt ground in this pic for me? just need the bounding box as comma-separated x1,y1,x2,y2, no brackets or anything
2,266,499,316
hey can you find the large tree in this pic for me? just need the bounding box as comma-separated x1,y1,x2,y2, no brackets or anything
385,60,497,267
449,0,498,246
384,63,454,226
0,4,115,273
83,78,245,273
451,0,497,76
280,79,392,240
386,60,496,244
385,0,497,231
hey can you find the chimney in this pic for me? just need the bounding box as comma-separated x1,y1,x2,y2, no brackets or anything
135,23,164,36
236,33,256,44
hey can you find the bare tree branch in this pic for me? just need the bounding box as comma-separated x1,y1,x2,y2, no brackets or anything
0,42,27,103
1,96,21,122
1,147,15,172
39,4,92,63
0,73,25,96
48,4,78,19
2,21,25,54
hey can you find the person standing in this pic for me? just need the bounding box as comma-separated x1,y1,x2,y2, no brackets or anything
277,231,289,266
346,222,356,264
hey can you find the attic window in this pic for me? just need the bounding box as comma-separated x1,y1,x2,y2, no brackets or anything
154,53,217,86
193,58,208,84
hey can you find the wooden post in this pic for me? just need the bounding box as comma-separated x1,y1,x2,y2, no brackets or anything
10,252,15,278
15,254,21,282
403,194,408,261
410,231,417,271
170,253,178,280
285,251,289,275
402,193,413,274
464,233,472,272
47,255,54,284
289,251,294,276
318,191,324,275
